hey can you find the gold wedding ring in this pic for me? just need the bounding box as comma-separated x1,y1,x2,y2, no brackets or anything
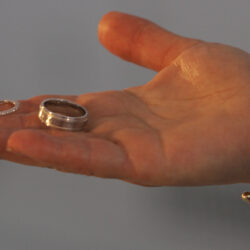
39,98,88,131
0,100,19,116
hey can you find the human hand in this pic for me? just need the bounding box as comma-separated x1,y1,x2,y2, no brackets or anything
1,12,250,186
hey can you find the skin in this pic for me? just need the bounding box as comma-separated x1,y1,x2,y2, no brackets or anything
0,11,250,186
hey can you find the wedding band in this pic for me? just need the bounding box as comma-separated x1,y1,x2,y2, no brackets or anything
0,100,19,116
39,98,88,131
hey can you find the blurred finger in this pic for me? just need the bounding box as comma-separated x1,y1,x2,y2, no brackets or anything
0,129,36,166
98,11,201,71
7,129,132,179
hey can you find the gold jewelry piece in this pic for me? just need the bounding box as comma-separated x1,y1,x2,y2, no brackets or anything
0,100,19,116
241,192,250,204
39,98,88,131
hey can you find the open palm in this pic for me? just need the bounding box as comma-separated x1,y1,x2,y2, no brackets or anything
1,12,250,186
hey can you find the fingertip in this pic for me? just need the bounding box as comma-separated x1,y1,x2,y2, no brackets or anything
7,130,36,153
98,11,126,43
7,129,54,156
98,11,145,60
98,11,119,53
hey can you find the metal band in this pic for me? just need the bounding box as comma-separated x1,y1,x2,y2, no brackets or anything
0,100,19,116
39,98,88,131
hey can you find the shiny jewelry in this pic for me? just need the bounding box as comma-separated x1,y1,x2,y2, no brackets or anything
39,98,88,131
0,100,19,116
241,192,250,204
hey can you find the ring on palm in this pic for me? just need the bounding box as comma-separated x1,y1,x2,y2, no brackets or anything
0,100,19,116
39,98,88,131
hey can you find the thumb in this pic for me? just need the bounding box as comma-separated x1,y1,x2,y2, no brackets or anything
98,11,201,71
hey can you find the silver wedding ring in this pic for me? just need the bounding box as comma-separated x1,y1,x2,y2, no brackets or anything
0,100,19,116
39,98,88,131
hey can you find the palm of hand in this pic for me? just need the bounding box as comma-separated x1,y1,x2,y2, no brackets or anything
2,12,250,186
